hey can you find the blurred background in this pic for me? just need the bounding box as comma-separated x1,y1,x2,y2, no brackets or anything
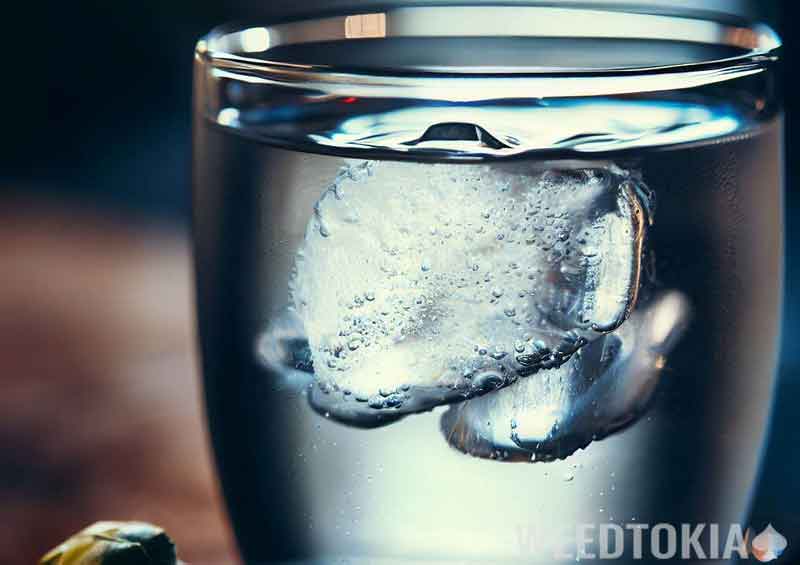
0,1,794,563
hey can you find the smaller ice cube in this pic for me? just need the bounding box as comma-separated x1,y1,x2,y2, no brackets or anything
255,308,314,393
440,292,689,461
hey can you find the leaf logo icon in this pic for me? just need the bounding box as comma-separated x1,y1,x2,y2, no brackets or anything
751,524,788,562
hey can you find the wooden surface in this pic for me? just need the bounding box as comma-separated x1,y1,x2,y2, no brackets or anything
0,199,237,563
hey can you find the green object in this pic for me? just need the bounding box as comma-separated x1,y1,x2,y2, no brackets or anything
40,522,177,565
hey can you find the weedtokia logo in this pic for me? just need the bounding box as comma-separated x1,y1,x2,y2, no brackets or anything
516,522,789,561
751,524,788,562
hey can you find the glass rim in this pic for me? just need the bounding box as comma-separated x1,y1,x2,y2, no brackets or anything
198,4,781,79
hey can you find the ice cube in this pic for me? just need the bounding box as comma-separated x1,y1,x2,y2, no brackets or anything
290,160,652,426
440,292,690,461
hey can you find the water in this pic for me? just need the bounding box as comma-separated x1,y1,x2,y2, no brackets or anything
193,23,782,564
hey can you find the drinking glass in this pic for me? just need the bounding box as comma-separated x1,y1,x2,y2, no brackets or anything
192,5,782,563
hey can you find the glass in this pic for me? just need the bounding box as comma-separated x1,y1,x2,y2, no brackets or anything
192,5,782,563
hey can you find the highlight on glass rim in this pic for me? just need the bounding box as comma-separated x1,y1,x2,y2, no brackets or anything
2,1,795,565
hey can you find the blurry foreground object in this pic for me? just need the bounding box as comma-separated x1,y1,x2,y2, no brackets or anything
40,522,177,565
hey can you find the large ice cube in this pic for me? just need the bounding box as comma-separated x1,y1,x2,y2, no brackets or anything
440,292,689,461
290,160,652,426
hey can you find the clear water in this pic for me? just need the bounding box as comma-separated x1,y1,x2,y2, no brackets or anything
193,30,782,564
